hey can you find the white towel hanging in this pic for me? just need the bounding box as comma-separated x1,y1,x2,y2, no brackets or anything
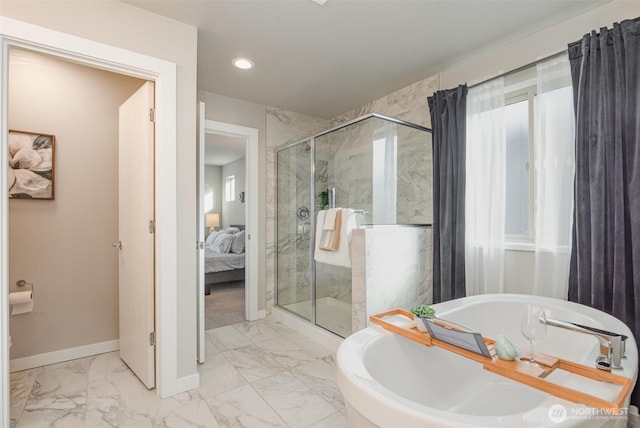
314,208,355,267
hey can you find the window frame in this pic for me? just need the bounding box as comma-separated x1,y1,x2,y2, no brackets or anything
504,85,536,250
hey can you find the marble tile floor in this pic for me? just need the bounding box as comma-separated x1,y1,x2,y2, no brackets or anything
10,316,347,428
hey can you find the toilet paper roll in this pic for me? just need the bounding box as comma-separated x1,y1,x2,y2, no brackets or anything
9,290,33,315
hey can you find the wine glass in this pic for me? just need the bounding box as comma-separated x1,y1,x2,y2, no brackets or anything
521,305,547,366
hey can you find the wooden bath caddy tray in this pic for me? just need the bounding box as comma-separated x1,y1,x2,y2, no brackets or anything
370,309,632,410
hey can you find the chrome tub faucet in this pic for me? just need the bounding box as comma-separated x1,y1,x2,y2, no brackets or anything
544,318,627,371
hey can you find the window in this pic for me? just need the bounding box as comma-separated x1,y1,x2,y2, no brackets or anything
204,185,214,212
504,89,535,242
224,175,235,202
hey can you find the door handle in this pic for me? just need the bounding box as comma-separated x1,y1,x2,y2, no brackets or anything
112,241,122,249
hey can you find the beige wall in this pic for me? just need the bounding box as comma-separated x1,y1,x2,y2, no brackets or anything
1,0,199,378
439,1,640,90
8,49,144,358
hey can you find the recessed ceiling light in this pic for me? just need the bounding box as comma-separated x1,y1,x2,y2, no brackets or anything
232,57,254,70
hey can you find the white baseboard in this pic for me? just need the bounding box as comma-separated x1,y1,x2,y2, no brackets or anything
176,372,200,393
271,306,343,353
10,339,119,372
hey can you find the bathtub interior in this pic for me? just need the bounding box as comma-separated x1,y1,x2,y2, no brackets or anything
363,333,549,416
436,299,604,364
360,298,632,416
340,296,636,427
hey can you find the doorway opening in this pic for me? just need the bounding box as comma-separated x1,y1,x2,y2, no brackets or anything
196,110,261,363
202,132,247,329
6,45,157,401
2,20,181,423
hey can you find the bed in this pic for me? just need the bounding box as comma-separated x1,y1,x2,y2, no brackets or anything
204,224,245,295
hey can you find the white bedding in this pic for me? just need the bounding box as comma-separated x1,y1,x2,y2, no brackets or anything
205,250,245,273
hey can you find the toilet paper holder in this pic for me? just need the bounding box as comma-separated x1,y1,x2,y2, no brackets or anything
16,279,34,296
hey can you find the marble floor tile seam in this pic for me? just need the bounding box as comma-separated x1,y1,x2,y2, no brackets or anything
202,382,293,428
11,317,345,427
249,371,337,427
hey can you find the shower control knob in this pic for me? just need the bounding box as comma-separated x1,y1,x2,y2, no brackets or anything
297,206,310,221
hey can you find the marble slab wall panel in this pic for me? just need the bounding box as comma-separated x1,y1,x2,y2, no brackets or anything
351,230,367,332
315,263,351,303
316,119,374,216
267,107,329,313
397,126,433,225
330,75,439,130
268,71,439,315
351,226,433,332
274,143,313,307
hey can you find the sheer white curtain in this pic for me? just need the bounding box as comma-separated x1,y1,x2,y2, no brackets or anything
532,54,575,299
465,79,506,296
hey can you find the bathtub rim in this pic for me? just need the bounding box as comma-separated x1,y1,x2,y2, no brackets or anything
336,293,638,427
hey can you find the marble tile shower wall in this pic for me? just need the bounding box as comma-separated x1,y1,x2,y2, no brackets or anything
266,107,329,312
267,72,439,315
397,126,433,225
314,120,373,305
275,147,313,307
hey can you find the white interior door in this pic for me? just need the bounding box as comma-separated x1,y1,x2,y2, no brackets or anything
196,102,206,364
118,81,156,389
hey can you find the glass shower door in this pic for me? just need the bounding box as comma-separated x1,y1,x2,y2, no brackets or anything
276,141,312,320
313,119,378,338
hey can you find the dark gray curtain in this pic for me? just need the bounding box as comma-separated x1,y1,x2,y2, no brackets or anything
427,85,468,303
567,18,640,406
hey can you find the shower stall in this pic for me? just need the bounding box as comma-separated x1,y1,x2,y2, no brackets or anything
276,114,432,337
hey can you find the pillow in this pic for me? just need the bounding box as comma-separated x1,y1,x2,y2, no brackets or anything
205,231,221,248
231,230,245,254
220,226,240,234
210,233,234,254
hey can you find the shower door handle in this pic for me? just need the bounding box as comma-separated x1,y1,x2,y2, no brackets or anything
112,241,122,250
298,222,311,239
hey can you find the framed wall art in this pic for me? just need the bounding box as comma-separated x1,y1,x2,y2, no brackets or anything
8,130,55,200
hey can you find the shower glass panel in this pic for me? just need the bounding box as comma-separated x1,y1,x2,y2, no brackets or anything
275,114,432,339
313,116,432,337
276,140,313,320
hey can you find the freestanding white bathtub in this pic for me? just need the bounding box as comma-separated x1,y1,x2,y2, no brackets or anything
336,294,638,427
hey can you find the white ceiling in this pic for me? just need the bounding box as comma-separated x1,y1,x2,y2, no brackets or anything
125,0,607,119
205,133,246,166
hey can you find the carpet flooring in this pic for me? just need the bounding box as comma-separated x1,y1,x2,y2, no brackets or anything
205,280,245,330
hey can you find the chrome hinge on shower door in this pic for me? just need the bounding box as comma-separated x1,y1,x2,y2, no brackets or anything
149,220,155,234
149,332,156,346
149,108,156,122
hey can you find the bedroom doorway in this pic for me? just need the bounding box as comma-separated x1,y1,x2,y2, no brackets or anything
196,105,260,363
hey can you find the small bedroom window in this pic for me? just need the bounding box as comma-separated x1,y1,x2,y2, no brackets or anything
225,175,235,202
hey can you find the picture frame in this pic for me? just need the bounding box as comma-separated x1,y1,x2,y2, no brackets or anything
8,130,56,200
